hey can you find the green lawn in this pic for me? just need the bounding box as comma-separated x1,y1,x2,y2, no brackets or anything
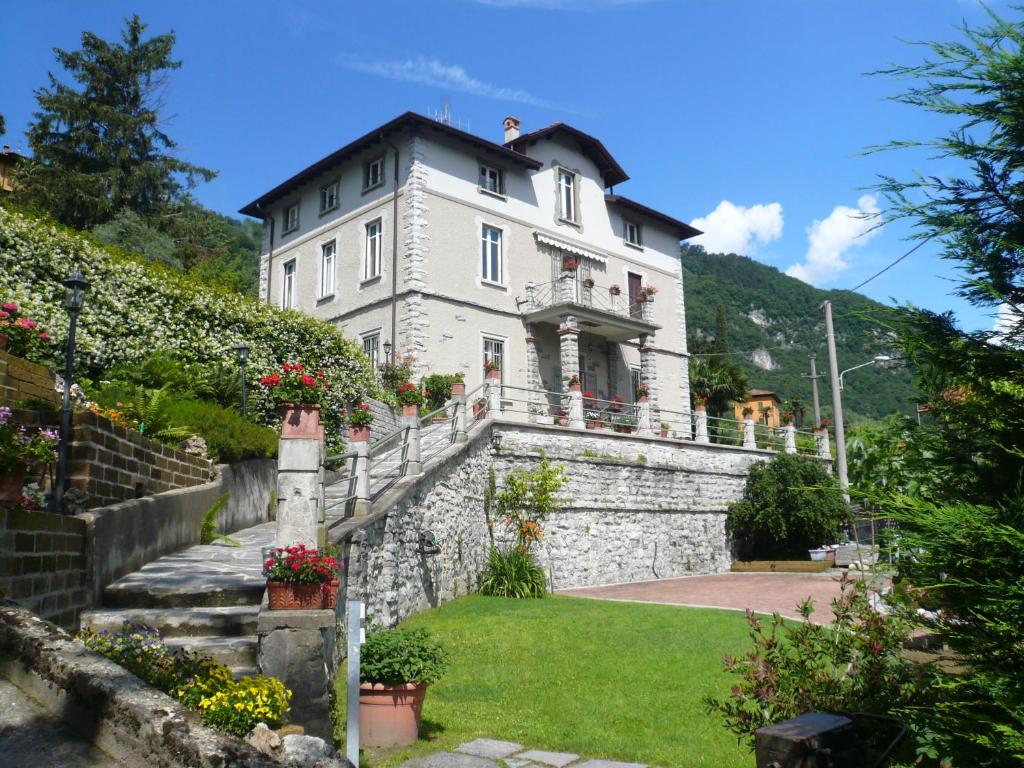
334,594,755,768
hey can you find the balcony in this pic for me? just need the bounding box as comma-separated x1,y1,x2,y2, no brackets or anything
520,276,659,341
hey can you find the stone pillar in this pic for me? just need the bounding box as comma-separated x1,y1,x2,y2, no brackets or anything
525,280,536,310
486,371,502,414
525,323,545,422
815,428,832,460
639,333,659,427
743,418,757,449
695,407,709,443
641,291,655,323
637,398,653,436
452,392,468,444
401,406,422,475
567,388,584,429
558,314,580,390
783,424,797,454
276,436,325,548
559,270,575,303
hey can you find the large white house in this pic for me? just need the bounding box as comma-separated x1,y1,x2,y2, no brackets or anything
240,112,701,420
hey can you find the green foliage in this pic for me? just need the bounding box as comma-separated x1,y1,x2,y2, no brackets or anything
360,627,449,686
160,396,277,463
478,545,548,598
705,576,924,762
494,456,566,548
0,206,375,448
92,209,178,267
421,373,460,411
199,493,239,546
117,385,192,440
379,360,411,391
726,454,846,560
681,244,916,422
16,15,215,230
80,623,290,737
846,415,932,496
0,300,54,363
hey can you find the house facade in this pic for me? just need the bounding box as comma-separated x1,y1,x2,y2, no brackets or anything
240,112,701,420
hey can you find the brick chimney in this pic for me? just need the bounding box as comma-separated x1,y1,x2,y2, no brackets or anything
503,116,521,143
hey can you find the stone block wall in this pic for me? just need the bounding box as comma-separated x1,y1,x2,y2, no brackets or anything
0,506,89,629
69,410,212,508
0,348,59,408
364,396,400,443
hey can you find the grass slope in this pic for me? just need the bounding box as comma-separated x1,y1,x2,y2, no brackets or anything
336,595,753,768
681,245,918,422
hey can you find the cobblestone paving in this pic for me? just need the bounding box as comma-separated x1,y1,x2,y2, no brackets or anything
402,739,648,768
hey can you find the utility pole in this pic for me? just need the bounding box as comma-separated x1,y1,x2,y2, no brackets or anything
802,354,822,427
822,301,849,500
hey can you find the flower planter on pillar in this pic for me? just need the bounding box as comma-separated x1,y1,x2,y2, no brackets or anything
485,368,500,381
267,578,341,610
348,425,370,443
695,406,709,443
401,403,419,419
280,404,325,441
815,428,832,460
0,465,26,503
450,381,465,398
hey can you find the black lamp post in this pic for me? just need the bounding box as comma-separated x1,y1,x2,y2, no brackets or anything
53,267,90,514
382,340,393,368
235,342,249,417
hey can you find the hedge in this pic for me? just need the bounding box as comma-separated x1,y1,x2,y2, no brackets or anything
0,205,375,444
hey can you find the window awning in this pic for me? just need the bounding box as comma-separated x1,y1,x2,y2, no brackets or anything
534,232,607,264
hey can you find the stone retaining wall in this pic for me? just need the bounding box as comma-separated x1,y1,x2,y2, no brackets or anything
70,410,212,508
0,348,59,408
0,508,89,629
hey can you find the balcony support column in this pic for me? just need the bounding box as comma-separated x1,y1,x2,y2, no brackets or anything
525,323,545,423
559,315,584,429
639,332,660,428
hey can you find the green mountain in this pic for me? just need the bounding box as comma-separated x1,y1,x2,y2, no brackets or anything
680,244,918,423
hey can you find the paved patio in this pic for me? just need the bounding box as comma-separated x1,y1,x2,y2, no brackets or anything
558,571,853,624
403,738,647,768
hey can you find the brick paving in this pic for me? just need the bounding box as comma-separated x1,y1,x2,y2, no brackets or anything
558,571,853,624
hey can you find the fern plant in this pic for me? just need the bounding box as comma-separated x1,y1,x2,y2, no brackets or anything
199,493,239,546
122,385,193,440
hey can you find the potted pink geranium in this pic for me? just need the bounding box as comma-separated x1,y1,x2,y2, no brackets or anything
260,364,328,439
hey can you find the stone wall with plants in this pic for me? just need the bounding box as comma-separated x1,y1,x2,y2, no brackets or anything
0,206,376,443
0,347,59,408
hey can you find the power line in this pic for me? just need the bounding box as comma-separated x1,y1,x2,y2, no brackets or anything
846,236,933,293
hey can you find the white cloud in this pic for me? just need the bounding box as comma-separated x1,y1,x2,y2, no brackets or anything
992,302,1022,346
785,195,882,286
690,200,784,256
342,56,554,108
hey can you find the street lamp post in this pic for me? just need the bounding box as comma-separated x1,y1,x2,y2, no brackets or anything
236,342,249,418
382,340,393,368
839,355,891,390
53,267,90,514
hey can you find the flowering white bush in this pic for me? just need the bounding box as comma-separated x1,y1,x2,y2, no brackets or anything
0,206,374,444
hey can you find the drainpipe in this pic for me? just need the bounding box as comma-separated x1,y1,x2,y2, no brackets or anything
256,203,275,305
381,134,400,358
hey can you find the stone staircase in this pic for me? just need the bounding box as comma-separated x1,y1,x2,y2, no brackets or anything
80,522,274,678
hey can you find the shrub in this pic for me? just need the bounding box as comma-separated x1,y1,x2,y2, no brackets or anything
479,545,548,598
379,360,411,391
259,363,328,406
347,403,373,428
395,382,425,407
726,453,846,560
198,675,292,737
0,300,53,362
421,373,460,411
161,396,277,463
360,627,449,686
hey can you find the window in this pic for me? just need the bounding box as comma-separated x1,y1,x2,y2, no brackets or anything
362,332,380,369
481,225,503,284
284,203,299,233
630,367,642,402
281,260,296,309
319,180,339,214
319,241,336,298
578,352,591,393
557,169,576,222
484,337,505,382
624,219,642,247
363,156,384,191
364,219,382,280
479,164,503,195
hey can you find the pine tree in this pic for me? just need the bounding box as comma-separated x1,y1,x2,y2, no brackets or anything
16,15,214,229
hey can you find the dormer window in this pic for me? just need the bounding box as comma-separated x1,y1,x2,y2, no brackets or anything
284,203,300,234
624,219,642,248
363,156,385,192
479,164,503,196
319,180,339,214
557,168,577,223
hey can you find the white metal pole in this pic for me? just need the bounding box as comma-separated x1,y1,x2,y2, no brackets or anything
346,599,363,767
823,301,849,500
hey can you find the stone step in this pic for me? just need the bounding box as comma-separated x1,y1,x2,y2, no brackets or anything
103,580,265,609
80,605,259,638
164,635,258,669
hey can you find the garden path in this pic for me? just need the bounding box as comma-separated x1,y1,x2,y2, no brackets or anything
403,738,648,768
558,571,854,624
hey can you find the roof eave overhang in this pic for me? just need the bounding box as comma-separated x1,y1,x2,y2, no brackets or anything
523,302,660,342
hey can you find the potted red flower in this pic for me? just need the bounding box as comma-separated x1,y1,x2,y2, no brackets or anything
609,285,621,296
450,372,466,398
396,382,425,417
561,257,579,271
567,374,581,392
260,363,328,440
782,411,796,426
694,395,708,412
264,544,342,610
582,390,597,408
636,385,650,403
0,407,58,503
553,407,569,427
0,302,52,361
609,395,624,412
484,358,501,380
637,285,658,302
348,403,373,442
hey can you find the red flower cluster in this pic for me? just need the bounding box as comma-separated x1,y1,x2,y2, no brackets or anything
395,382,425,406
264,544,341,590
348,402,373,428
259,363,328,406
0,301,52,358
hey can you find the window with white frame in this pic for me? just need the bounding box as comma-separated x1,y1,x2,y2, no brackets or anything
557,168,576,222
281,260,296,309
362,332,380,369
363,156,384,191
479,164,502,195
284,203,299,233
483,337,504,380
319,241,336,298
624,219,642,247
364,219,382,280
319,180,339,213
481,225,503,284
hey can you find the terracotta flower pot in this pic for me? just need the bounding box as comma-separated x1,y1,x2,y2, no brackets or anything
359,683,428,747
586,420,597,430
0,465,26,503
348,425,370,443
557,417,569,427
401,403,419,418
473,400,485,417
568,382,581,392
267,579,340,610
638,395,649,403
485,368,501,380
450,382,465,397
280,404,324,440
660,428,669,438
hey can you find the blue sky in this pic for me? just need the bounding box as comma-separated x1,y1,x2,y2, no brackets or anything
0,0,1009,331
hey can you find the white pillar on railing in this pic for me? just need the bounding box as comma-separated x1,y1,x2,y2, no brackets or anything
487,373,502,414
783,424,797,454
351,440,371,517
525,280,536,310
567,389,584,429
452,393,468,444
695,407,709,443
743,418,757,449
402,406,422,475
637,399,653,436
815,428,832,461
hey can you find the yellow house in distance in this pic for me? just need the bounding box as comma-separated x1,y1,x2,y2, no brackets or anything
734,389,782,428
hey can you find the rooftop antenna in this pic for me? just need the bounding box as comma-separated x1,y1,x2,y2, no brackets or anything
429,98,469,133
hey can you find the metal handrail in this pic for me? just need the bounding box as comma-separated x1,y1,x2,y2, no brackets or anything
324,449,358,466
419,401,453,426
368,424,410,459
524,278,647,319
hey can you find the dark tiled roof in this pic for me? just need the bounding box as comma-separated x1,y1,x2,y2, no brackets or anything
239,111,542,217
605,194,702,240
508,122,629,187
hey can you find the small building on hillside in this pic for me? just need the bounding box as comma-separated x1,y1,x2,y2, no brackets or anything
734,389,782,428
0,145,24,193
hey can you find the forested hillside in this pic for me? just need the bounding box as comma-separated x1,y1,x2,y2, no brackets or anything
681,244,918,422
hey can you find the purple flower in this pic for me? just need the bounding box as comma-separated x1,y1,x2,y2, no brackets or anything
0,406,11,426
